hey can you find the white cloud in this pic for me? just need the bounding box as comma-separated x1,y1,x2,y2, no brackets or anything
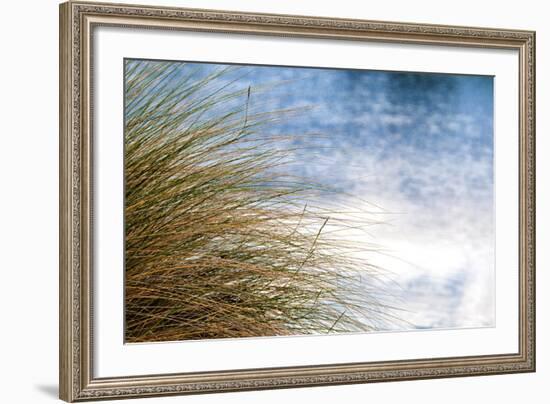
310,148,495,331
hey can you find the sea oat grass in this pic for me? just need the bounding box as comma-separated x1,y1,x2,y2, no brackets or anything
124,60,397,343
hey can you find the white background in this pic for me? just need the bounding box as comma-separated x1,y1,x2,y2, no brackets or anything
0,0,545,403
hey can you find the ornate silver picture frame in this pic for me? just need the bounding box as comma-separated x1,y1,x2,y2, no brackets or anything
59,1,535,401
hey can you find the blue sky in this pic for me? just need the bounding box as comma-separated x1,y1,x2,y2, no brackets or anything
242,65,494,208
129,59,496,331
232,63,495,330
260,64,494,330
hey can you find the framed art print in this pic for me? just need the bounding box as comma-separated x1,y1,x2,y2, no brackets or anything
59,1,536,401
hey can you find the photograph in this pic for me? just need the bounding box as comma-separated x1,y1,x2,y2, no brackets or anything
56,2,535,400
0,0,543,401
124,59,495,343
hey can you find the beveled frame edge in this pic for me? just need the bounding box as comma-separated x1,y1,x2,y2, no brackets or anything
59,1,536,401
